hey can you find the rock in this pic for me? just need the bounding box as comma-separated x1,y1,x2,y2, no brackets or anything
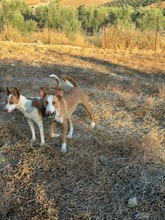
127,197,138,208
99,155,109,166
36,40,43,45
135,212,150,220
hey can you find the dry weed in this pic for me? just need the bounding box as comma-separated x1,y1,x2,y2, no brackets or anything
0,43,165,219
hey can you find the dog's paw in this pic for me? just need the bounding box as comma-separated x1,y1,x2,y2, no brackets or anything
30,137,36,144
61,143,67,153
40,141,45,146
67,132,72,139
90,121,95,128
50,133,61,138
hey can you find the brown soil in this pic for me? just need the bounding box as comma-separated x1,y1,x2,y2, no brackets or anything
0,42,165,220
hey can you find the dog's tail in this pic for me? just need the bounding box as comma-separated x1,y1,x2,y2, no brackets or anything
49,74,60,87
62,75,79,87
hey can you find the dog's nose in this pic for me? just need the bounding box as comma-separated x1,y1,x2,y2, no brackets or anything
47,110,52,115
4,108,8,112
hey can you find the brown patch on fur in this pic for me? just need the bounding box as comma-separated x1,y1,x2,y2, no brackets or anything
32,98,46,117
62,75,79,87
9,95,19,104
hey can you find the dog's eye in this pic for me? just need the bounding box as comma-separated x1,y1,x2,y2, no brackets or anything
52,101,57,105
45,101,48,105
6,101,8,104
9,101,13,105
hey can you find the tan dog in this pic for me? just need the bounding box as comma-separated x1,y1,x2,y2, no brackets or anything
40,75,95,153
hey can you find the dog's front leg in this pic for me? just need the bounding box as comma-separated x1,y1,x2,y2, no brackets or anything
49,121,60,138
61,119,67,153
27,119,36,144
37,120,45,146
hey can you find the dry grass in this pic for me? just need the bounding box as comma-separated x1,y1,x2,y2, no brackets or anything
0,42,165,219
0,28,88,46
1,27,165,53
61,0,111,8
95,26,165,53
27,0,111,7
147,1,165,8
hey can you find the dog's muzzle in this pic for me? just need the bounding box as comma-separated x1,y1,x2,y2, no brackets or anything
48,111,56,121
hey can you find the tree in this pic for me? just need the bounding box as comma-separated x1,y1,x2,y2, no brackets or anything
1,0,36,34
0,9,4,32
93,7,108,33
107,6,135,29
136,7,165,30
78,5,95,33
35,2,80,34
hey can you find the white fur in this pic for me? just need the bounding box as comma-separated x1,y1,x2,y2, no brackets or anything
51,133,61,138
4,94,45,146
5,94,17,112
64,80,74,87
49,74,59,80
67,119,73,138
46,95,64,123
90,121,96,128
46,95,56,115
61,143,67,153
49,74,74,87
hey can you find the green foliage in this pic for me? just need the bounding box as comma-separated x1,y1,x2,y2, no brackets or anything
78,5,108,33
0,9,4,31
107,5,135,28
0,0,164,37
24,20,37,33
136,7,165,30
35,2,80,33
11,10,25,32
1,0,36,33
34,6,48,28
77,4,165,33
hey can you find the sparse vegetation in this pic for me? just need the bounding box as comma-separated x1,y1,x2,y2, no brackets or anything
105,0,164,7
0,2,165,218
0,42,165,220
0,0,165,52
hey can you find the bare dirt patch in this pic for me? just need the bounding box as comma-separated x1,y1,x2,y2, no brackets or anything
0,42,165,219
61,0,111,8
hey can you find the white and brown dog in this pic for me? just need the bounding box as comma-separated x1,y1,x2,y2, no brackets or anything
40,74,95,153
4,87,46,145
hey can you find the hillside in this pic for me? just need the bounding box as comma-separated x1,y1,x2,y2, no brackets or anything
0,42,165,219
148,1,165,8
27,0,112,7
2,0,164,8
61,0,111,7
104,0,165,7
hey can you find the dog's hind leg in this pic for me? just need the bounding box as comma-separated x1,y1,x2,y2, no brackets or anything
67,118,73,138
81,101,95,128
61,119,68,153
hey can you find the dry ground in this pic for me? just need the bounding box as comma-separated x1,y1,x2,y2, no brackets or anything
0,42,165,220
61,0,111,8
27,0,111,7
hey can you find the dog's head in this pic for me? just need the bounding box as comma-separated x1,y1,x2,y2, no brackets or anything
40,88,64,116
4,87,20,113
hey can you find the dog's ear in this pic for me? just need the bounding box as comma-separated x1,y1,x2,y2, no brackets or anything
13,88,20,98
6,87,11,96
56,89,63,99
40,87,48,98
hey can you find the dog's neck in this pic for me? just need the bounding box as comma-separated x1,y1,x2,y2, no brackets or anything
17,95,30,112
